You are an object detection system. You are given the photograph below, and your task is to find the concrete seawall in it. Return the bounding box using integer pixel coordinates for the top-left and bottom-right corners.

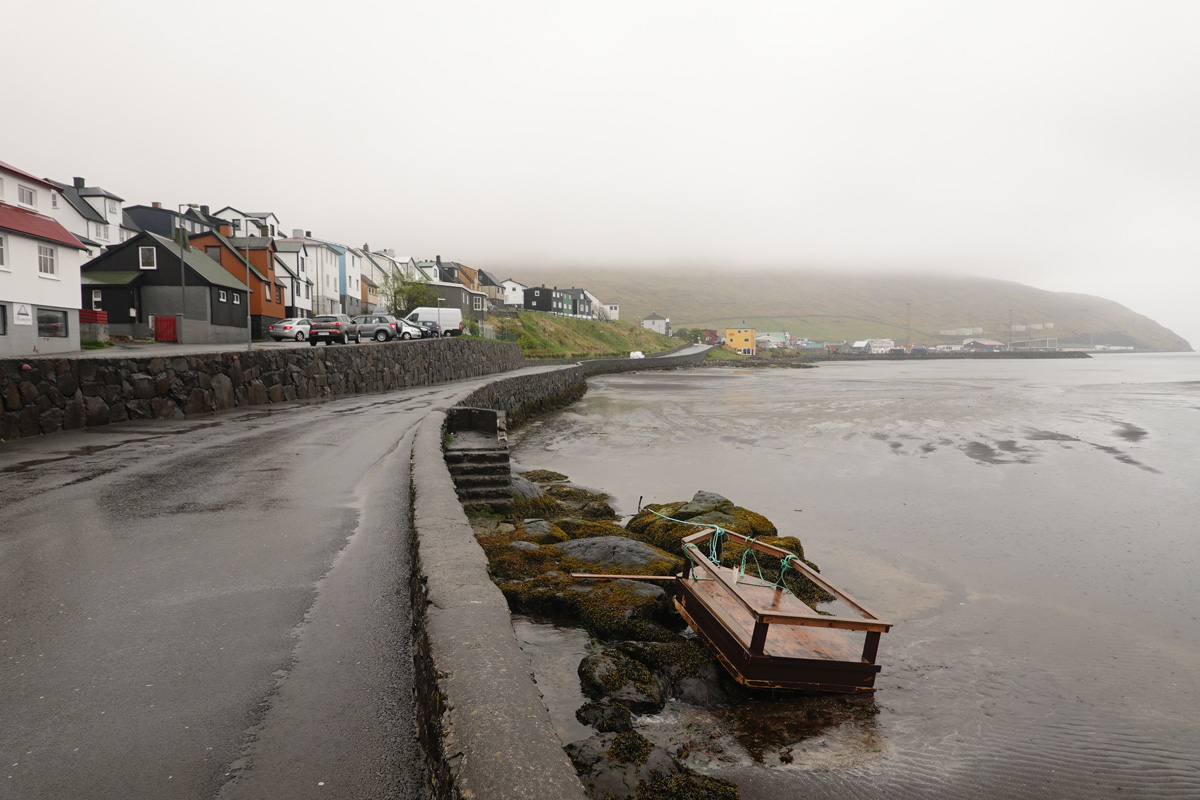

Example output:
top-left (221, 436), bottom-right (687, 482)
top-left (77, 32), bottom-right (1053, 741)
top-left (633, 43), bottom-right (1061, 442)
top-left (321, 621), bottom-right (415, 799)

top-left (410, 348), bottom-right (707, 799)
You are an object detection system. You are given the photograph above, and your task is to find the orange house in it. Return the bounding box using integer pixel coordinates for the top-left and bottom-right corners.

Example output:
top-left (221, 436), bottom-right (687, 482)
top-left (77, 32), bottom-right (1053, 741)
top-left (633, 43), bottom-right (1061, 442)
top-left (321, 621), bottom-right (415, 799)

top-left (189, 224), bottom-right (286, 336)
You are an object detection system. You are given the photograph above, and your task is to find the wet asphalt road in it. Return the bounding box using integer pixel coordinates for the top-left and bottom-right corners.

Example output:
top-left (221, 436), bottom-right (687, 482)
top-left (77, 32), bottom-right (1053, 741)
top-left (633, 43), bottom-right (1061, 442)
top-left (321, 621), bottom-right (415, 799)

top-left (0, 383), bottom-right (478, 800)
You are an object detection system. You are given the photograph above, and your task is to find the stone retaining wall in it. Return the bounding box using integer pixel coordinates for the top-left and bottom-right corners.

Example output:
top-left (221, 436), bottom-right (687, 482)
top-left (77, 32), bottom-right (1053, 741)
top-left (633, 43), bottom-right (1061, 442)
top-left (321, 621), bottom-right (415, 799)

top-left (0, 339), bottom-right (525, 441)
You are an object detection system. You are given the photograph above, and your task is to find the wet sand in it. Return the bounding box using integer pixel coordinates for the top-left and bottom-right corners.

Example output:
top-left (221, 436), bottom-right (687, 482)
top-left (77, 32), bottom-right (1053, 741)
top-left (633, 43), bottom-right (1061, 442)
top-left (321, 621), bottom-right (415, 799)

top-left (511, 353), bottom-right (1200, 799)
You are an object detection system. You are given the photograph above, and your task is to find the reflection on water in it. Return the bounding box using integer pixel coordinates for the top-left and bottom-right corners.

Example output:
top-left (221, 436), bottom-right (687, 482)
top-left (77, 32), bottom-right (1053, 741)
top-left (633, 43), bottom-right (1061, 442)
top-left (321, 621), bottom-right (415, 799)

top-left (511, 353), bottom-right (1200, 798)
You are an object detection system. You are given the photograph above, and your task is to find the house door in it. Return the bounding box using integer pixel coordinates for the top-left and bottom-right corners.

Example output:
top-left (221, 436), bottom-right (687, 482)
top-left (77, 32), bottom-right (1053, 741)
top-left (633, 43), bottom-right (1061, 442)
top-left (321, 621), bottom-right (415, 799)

top-left (155, 315), bottom-right (177, 342)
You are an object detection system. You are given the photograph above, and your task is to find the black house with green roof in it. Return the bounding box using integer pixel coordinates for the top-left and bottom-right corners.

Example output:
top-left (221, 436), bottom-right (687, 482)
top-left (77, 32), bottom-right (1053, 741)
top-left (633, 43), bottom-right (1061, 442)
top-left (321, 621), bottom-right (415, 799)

top-left (80, 232), bottom-right (250, 343)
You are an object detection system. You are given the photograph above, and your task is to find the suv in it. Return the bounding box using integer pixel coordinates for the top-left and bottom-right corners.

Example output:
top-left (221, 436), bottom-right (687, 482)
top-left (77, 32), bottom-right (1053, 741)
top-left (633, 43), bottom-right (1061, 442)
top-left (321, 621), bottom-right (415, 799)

top-left (307, 314), bottom-right (360, 345)
top-left (352, 314), bottom-right (402, 342)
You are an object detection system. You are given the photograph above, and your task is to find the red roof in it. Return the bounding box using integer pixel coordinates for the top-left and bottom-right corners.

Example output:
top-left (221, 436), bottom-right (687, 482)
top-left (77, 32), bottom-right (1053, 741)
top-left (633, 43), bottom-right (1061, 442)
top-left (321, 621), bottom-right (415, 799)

top-left (0, 202), bottom-right (87, 249)
top-left (0, 160), bottom-right (59, 192)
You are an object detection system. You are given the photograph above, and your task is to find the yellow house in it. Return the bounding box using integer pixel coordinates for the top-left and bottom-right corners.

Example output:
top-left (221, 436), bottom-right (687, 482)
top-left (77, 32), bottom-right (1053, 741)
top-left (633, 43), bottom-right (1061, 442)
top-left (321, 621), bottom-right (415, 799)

top-left (726, 326), bottom-right (756, 355)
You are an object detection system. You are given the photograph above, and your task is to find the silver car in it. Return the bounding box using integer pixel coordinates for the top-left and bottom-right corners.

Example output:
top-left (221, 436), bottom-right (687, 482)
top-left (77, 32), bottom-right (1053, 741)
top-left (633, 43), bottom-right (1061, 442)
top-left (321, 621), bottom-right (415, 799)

top-left (268, 318), bottom-right (312, 341)
top-left (352, 314), bottom-right (404, 342)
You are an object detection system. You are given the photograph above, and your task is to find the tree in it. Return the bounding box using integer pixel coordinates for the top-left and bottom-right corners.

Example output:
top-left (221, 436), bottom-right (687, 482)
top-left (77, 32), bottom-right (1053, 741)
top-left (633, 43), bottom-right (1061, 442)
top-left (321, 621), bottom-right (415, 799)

top-left (380, 270), bottom-right (441, 316)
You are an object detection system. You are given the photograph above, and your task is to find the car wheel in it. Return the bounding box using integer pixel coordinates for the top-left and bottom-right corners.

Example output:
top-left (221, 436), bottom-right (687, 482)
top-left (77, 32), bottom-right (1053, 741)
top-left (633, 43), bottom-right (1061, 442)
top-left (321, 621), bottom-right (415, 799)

top-left (401, 331), bottom-right (412, 340)
top-left (295, 331), bottom-right (306, 341)
top-left (375, 330), bottom-right (387, 342)
top-left (336, 335), bottom-right (345, 344)
top-left (354, 333), bottom-right (361, 343)
top-left (308, 339), bottom-right (317, 346)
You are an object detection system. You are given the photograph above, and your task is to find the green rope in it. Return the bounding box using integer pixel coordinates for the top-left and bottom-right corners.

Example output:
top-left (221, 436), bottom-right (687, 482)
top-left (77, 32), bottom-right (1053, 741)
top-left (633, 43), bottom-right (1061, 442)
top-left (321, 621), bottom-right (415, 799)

top-left (648, 508), bottom-right (730, 563)
top-left (774, 554), bottom-right (798, 594)
top-left (738, 537), bottom-right (764, 583)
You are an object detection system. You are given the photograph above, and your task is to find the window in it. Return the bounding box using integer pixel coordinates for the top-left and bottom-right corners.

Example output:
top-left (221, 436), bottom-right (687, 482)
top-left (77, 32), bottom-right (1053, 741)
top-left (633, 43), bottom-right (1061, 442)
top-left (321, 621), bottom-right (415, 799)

top-left (305, 284), bottom-right (310, 299)
top-left (51, 194), bottom-right (58, 209)
top-left (92, 289), bottom-right (103, 310)
top-left (0, 305), bottom-right (6, 335)
top-left (276, 287), bottom-right (282, 303)
top-left (37, 308), bottom-right (68, 337)
top-left (139, 247), bottom-right (157, 269)
top-left (219, 290), bottom-right (227, 302)
top-left (205, 246), bottom-right (221, 262)
top-left (19, 185), bottom-right (36, 207)
top-left (0, 233), bottom-right (6, 268)
top-left (38, 245), bottom-right (56, 275)
top-left (233, 293), bottom-right (241, 305)
top-left (473, 295), bottom-right (484, 311)
top-left (95, 223), bottom-right (110, 241)
top-left (107, 199), bottom-right (118, 214)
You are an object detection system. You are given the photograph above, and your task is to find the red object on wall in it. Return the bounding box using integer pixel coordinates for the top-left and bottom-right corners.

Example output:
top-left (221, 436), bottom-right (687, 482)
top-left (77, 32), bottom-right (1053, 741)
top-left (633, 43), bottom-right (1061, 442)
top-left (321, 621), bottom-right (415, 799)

top-left (155, 315), bottom-right (177, 342)
top-left (79, 309), bottom-right (108, 324)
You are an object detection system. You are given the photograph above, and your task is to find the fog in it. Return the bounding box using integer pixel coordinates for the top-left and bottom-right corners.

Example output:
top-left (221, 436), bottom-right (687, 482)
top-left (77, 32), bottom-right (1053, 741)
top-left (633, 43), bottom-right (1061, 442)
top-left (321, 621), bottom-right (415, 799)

top-left (4, 1), bottom-right (1198, 346)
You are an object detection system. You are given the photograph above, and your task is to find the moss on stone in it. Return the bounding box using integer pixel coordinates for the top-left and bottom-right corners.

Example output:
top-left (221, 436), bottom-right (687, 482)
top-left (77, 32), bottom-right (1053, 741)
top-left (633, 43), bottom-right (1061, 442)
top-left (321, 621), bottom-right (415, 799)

top-left (511, 494), bottom-right (570, 521)
top-left (555, 518), bottom-right (629, 540)
top-left (606, 730), bottom-right (654, 767)
top-left (519, 469), bottom-right (570, 483)
top-left (636, 772), bottom-right (740, 800)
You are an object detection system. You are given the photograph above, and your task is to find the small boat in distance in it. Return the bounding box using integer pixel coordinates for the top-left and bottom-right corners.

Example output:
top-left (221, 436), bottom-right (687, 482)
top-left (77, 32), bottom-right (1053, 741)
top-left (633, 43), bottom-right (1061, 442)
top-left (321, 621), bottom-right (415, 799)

top-left (574, 527), bottom-right (892, 692)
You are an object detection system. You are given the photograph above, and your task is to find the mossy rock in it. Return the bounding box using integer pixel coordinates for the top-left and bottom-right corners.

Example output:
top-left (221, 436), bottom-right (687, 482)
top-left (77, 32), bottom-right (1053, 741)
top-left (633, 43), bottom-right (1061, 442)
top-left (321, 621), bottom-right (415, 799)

top-left (556, 518), bottom-right (629, 540)
top-left (574, 580), bottom-right (681, 643)
top-left (566, 732), bottom-right (686, 800)
top-left (576, 701), bottom-right (634, 733)
top-left (579, 649), bottom-right (667, 713)
top-left (626, 503), bottom-right (778, 557)
top-left (615, 641), bottom-right (729, 707)
top-left (636, 772), bottom-right (740, 800)
top-left (520, 469), bottom-right (569, 483)
top-left (546, 484), bottom-right (611, 504)
top-left (511, 493), bottom-right (570, 521)
top-left (519, 519), bottom-right (569, 544)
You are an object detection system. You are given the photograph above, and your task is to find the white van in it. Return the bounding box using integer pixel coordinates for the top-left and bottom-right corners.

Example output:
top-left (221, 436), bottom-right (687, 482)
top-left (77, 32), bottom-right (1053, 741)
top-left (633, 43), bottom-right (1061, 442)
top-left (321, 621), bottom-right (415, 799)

top-left (405, 306), bottom-right (464, 336)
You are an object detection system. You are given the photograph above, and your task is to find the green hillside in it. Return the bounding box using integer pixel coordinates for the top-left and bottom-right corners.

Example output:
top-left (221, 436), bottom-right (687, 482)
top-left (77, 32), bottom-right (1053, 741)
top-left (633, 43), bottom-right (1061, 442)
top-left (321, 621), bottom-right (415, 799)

top-left (506, 268), bottom-right (1191, 351)
top-left (490, 311), bottom-right (678, 359)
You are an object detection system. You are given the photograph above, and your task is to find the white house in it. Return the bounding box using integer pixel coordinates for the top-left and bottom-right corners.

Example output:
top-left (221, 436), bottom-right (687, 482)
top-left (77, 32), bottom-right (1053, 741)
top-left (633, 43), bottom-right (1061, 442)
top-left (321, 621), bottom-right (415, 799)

top-left (45, 177), bottom-right (133, 254)
top-left (281, 231), bottom-right (341, 315)
top-left (641, 311), bottom-right (669, 335)
top-left (500, 278), bottom-right (527, 307)
top-left (213, 207), bottom-right (283, 239)
top-left (1, 160), bottom-right (90, 356)
top-left (273, 240), bottom-right (313, 317)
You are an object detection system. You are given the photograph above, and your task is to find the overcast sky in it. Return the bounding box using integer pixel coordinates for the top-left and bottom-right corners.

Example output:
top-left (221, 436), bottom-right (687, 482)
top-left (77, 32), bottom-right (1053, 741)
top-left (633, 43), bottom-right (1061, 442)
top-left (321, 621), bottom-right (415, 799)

top-left (5, 1), bottom-right (1198, 346)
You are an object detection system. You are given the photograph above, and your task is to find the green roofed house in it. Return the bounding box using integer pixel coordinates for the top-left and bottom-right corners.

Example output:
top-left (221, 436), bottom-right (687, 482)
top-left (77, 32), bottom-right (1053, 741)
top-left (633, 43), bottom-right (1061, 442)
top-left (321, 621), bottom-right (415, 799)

top-left (80, 231), bottom-right (249, 343)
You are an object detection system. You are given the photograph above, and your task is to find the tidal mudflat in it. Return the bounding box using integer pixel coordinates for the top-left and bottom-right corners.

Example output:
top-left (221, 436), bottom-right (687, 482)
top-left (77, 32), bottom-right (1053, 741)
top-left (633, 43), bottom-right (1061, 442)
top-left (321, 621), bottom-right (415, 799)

top-left (511, 353), bottom-right (1200, 799)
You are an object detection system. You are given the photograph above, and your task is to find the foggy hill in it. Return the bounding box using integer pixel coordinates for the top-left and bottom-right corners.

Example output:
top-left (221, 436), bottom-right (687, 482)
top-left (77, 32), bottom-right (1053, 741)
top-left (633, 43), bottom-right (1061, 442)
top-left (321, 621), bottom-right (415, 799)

top-left (505, 268), bottom-right (1191, 351)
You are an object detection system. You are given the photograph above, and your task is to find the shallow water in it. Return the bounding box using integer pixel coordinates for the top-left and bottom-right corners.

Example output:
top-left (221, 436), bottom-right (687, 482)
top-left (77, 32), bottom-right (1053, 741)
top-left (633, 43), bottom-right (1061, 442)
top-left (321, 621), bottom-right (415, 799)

top-left (511, 353), bottom-right (1200, 799)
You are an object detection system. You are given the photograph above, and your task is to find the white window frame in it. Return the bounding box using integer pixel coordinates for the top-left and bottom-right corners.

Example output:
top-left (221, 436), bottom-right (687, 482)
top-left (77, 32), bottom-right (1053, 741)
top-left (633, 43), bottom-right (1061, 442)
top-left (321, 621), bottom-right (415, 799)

top-left (92, 289), bottom-right (103, 310)
top-left (0, 232), bottom-right (6, 269)
top-left (473, 295), bottom-right (484, 311)
top-left (139, 246), bottom-right (157, 269)
top-left (107, 199), bottom-right (118, 214)
top-left (38, 244), bottom-right (56, 275)
top-left (51, 193), bottom-right (59, 209)
top-left (95, 223), bottom-right (110, 241)
top-left (219, 290), bottom-right (227, 302)
top-left (233, 293), bottom-right (241, 305)
top-left (19, 185), bottom-right (37, 208)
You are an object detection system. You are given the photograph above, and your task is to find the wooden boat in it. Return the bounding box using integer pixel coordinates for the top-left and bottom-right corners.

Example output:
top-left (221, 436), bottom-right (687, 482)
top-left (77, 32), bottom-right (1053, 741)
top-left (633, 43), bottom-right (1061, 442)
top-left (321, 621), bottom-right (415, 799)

top-left (574, 527), bottom-right (891, 693)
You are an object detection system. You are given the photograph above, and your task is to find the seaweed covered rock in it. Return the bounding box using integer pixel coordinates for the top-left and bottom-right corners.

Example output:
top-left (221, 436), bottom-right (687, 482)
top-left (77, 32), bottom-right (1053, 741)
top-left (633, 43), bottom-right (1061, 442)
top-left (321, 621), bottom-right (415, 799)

top-left (625, 491), bottom-right (778, 557)
top-left (511, 474), bottom-right (548, 499)
top-left (556, 518), bottom-right (630, 540)
top-left (566, 731), bottom-right (739, 800)
top-left (512, 493), bottom-right (570, 521)
top-left (520, 518), bottom-right (569, 544)
top-left (615, 641), bottom-right (729, 708)
top-left (553, 537), bottom-right (682, 573)
top-left (576, 580), bottom-right (680, 642)
top-left (543, 483), bottom-right (619, 520)
top-left (566, 731), bottom-right (682, 800)
top-left (520, 469), bottom-right (569, 483)
top-left (715, 536), bottom-right (834, 607)
top-left (575, 701), bottom-right (634, 733)
top-left (579, 649), bottom-right (668, 712)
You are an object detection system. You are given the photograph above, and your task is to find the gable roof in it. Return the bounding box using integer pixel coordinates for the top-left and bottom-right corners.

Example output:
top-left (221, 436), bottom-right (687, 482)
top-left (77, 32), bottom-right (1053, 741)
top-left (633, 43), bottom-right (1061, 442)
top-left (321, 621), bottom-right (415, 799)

top-left (0, 160), bottom-right (58, 191)
top-left (642, 312), bottom-right (666, 321)
top-left (77, 186), bottom-right (124, 202)
top-left (0, 202), bottom-right (88, 249)
top-left (189, 231), bottom-right (269, 281)
top-left (145, 232), bottom-right (250, 291)
top-left (45, 179), bottom-right (107, 224)
top-left (81, 271), bottom-right (142, 285)
top-left (477, 269), bottom-right (503, 287)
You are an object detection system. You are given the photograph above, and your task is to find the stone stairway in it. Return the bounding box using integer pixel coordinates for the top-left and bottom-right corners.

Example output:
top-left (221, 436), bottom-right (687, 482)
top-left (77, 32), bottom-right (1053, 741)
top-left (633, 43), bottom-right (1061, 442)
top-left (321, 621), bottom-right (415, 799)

top-left (444, 408), bottom-right (512, 509)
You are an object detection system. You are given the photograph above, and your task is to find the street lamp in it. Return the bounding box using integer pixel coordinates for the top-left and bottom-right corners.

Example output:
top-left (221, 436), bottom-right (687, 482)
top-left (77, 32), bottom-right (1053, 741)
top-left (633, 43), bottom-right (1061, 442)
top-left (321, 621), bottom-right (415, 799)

top-left (437, 297), bottom-right (444, 338)
top-left (176, 203), bottom-right (199, 343)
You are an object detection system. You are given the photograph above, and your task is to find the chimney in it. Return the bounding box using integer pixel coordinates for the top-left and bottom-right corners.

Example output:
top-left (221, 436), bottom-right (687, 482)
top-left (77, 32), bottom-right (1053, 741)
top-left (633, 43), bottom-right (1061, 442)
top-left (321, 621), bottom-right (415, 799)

top-left (436, 255), bottom-right (442, 267)
top-left (292, 228), bottom-right (305, 238)
top-left (306, 230), bottom-right (312, 238)
top-left (152, 202), bottom-right (162, 209)
top-left (73, 177), bottom-right (85, 189)
top-left (219, 223), bottom-right (233, 237)
top-left (200, 205), bottom-right (210, 216)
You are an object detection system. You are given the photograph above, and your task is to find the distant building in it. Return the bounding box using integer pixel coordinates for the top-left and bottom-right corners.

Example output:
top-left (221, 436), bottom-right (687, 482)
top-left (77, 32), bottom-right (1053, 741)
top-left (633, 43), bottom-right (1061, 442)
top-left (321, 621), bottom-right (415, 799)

top-left (726, 326), bottom-right (756, 355)
top-left (962, 338), bottom-right (1005, 352)
top-left (641, 311), bottom-right (669, 335)
top-left (701, 329), bottom-right (719, 345)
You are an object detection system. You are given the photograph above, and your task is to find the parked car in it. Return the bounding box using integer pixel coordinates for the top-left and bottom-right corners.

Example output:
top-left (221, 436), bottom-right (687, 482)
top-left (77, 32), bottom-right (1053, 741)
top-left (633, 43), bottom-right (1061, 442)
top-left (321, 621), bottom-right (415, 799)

top-left (352, 314), bottom-right (403, 342)
top-left (268, 318), bottom-right (312, 341)
top-left (405, 307), bottom-right (464, 336)
top-left (414, 320), bottom-right (441, 339)
top-left (396, 319), bottom-right (424, 340)
top-left (307, 314), bottom-right (360, 345)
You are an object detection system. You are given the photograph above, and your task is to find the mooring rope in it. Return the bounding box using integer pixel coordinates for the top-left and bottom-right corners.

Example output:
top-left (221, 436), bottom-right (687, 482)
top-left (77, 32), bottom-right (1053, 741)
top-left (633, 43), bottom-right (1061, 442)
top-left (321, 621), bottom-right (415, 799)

top-left (648, 508), bottom-right (795, 594)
